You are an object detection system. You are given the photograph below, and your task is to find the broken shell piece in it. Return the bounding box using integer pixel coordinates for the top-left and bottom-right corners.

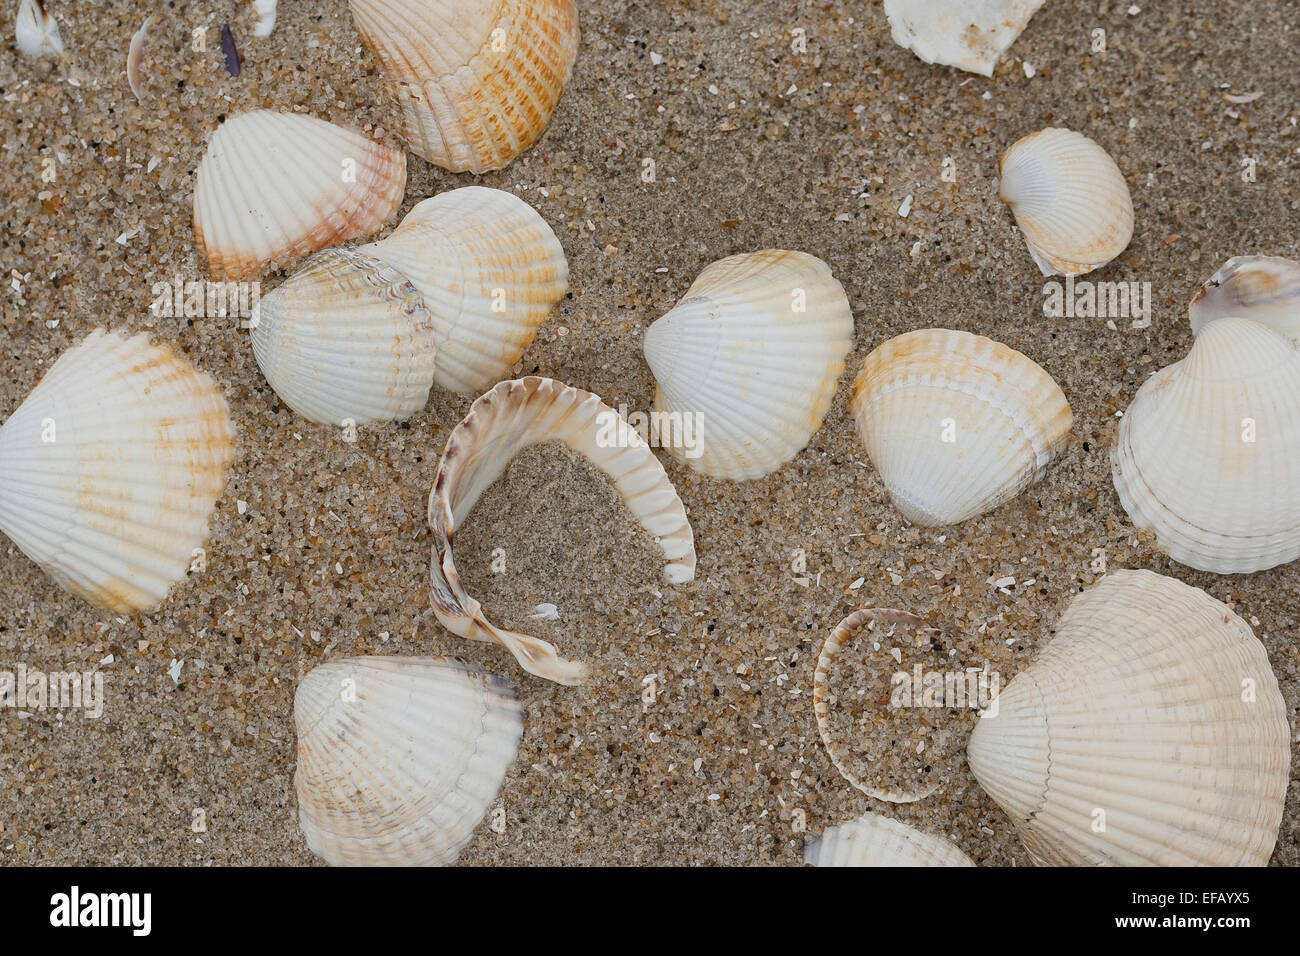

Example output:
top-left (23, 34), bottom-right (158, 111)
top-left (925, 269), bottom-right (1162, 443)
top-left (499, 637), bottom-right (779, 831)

top-left (999, 127), bottom-right (1134, 276)
top-left (193, 110), bottom-right (407, 280)
top-left (804, 812), bottom-right (975, 867)
top-left (1112, 317), bottom-right (1300, 573)
top-left (127, 16), bottom-right (151, 103)
top-left (0, 329), bottom-right (233, 612)
top-left (252, 0), bottom-right (277, 36)
top-left (16, 0), bottom-right (62, 57)
top-left (813, 608), bottom-right (941, 803)
top-left (348, 0), bottom-right (580, 173)
top-left (968, 569), bottom-right (1289, 866)
top-left (360, 186), bottom-right (568, 395)
top-left (884, 0), bottom-right (1045, 77)
top-left (1190, 256), bottom-right (1300, 341)
top-left (852, 329), bottom-right (1073, 526)
top-left (250, 247), bottom-right (437, 426)
top-left (642, 250), bottom-right (854, 480)
top-left (294, 656), bottom-right (523, 866)
top-left (428, 377), bottom-right (696, 685)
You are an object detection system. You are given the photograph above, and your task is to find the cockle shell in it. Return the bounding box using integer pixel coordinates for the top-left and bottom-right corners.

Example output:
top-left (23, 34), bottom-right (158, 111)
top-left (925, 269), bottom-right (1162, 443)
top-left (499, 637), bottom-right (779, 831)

top-left (361, 186), bottom-right (569, 395)
top-left (294, 656), bottom-right (523, 866)
top-left (251, 186), bottom-right (567, 425)
top-left (968, 570), bottom-right (1290, 866)
top-left (884, 0), bottom-right (1045, 77)
top-left (348, 0), bottom-right (580, 174)
top-left (193, 110), bottom-right (407, 281)
top-left (642, 250), bottom-right (854, 480)
top-left (851, 329), bottom-right (1073, 526)
top-left (0, 330), bottom-right (233, 612)
top-left (804, 812), bottom-right (975, 867)
top-left (999, 127), bottom-right (1134, 277)
top-left (1111, 317), bottom-right (1300, 573)
top-left (429, 377), bottom-right (696, 685)
top-left (1190, 255), bottom-right (1300, 341)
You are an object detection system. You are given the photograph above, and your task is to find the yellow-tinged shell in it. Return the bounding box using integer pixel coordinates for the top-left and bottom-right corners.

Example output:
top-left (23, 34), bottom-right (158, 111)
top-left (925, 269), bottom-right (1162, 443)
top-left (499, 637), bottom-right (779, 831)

top-left (0, 329), bottom-right (233, 612)
top-left (968, 569), bottom-right (1290, 867)
top-left (805, 812), bottom-right (976, 867)
top-left (999, 127), bottom-right (1134, 277)
top-left (294, 656), bottom-right (523, 866)
top-left (1190, 255), bottom-right (1300, 341)
top-left (193, 110), bottom-right (407, 281)
top-left (428, 377), bottom-right (696, 685)
top-left (642, 250), bottom-right (854, 480)
top-left (348, 0), bottom-right (580, 173)
top-left (852, 329), bottom-right (1073, 526)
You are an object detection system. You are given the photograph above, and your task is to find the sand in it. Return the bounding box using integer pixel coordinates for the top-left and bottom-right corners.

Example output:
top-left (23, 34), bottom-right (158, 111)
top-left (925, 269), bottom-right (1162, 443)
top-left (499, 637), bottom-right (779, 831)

top-left (0, 0), bottom-right (1296, 865)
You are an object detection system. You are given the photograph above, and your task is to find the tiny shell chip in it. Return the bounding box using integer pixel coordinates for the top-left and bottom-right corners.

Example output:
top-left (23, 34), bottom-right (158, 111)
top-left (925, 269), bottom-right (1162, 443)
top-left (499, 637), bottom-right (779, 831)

top-left (294, 656), bottom-right (523, 866)
top-left (193, 110), bottom-right (407, 280)
top-left (884, 0), bottom-right (1046, 76)
top-left (999, 127), bottom-right (1134, 277)
top-left (1190, 255), bottom-right (1300, 341)
top-left (805, 812), bottom-right (975, 867)
top-left (968, 570), bottom-right (1289, 866)
top-left (428, 377), bottom-right (696, 685)
top-left (348, 0), bottom-right (580, 173)
top-left (0, 329), bottom-right (233, 612)
top-left (852, 329), bottom-right (1073, 526)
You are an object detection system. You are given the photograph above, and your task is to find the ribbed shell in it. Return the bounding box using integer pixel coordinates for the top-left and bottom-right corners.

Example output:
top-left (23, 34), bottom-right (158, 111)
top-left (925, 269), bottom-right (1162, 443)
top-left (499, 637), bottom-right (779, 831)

top-left (250, 247), bottom-right (437, 426)
top-left (804, 812), bottom-right (976, 867)
top-left (852, 329), bottom-right (1073, 526)
top-left (642, 250), bottom-right (854, 480)
top-left (1112, 317), bottom-right (1300, 573)
top-left (0, 329), bottom-right (233, 612)
top-left (999, 127), bottom-right (1134, 277)
top-left (967, 570), bottom-right (1290, 867)
top-left (428, 377), bottom-right (696, 685)
top-left (883, 0), bottom-right (1045, 77)
top-left (1190, 256), bottom-right (1300, 341)
top-left (193, 110), bottom-right (406, 280)
top-left (348, 0), bottom-right (579, 173)
top-left (294, 656), bottom-right (523, 866)
top-left (362, 186), bottom-right (568, 394)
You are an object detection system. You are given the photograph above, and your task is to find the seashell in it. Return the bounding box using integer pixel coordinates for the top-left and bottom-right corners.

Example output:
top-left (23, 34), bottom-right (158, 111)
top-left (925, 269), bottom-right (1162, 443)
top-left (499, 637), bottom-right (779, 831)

top-left (642, 250), bottom-right (854, 480)
top-left (1111, 317), bottom-right (1300, 573)
top-left (884, 0), bottom-right (1045, 76)
top-left (193, 109), bottom-right (407, 281)
top-left (250, 187), bottom-right (567, 425)
top-left (250, 247), bottom-right (437, 426)
top-left (429, 377), bottom-right (696, 685)
top-left (16, 0), bottom-right (63, 57)
top-left (1190, 255), bottom-right (1300, 341)
top-left (804, 812), bottom-right (975, 867)
top-left (999, 127), bottom-right (1134, 277)
top-left (0, 329), bottom-right (233, 612)
top-left (851, 329), bottom-right (1073, 526)
top-left (127, 16), bottom-right (151, 103)
top-left (294, 656), bottom-right (523, 866)
top-left (968, 569), bottom-right (1290, 866)
top-left (361, 186), bottom-right (569, 395)
top-left (348, 0), bottom-right (580, 174)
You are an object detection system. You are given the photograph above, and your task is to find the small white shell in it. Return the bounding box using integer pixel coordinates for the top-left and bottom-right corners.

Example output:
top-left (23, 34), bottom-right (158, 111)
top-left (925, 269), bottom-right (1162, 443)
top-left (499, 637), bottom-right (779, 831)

top-left (642, 250), bottom-right (853, 480)
top-left (0, 330), bottom-right (233, 612)
top-left (429, 377), bottom-right (696, 685)
top-left (1190, 255), bottom-right (1300, 341)
top-left (348, 0), bottom-right (579, 173)
top-left (294, 656), bottom-right (523, 867)
top-left (968, 570), bottom-right (1290, 866)
top-left (16, 0), bottom-right (63, 57)
top-left (884, 0), bottom-right (1045, 76)
top-left (193, 110), bottom-right (407, 280)
top-left (805, 812), bottom-right (975, 867)
top-left (999, 127), bottom-right (1134, 277)
top-left (361, 186), bottom-right (569, 395)
top-left (852, 329), bottom-right (1073, 526)
top-left (1112, 317), bottom-right (1300, 573)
